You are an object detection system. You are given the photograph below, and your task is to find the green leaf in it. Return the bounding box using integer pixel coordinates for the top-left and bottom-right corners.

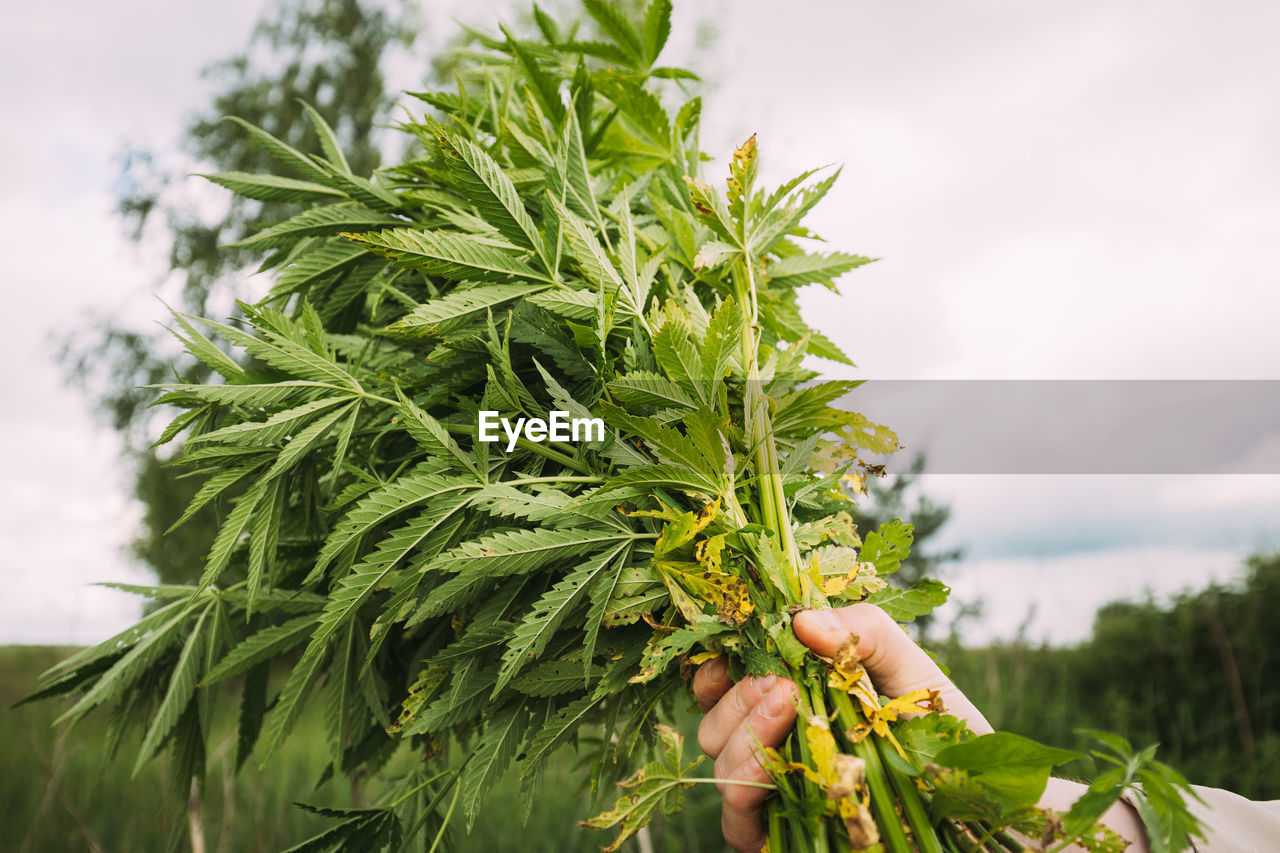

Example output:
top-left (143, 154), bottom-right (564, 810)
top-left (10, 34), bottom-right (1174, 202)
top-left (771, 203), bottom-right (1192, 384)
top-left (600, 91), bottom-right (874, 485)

top-left (170, 312), bottom-right (245, 379)
top-left (528, 287), bottom-right (600, 321)
top-left (608, 370), bottom-right (698, 412)
top-left (652, 321), bottom-right (707, 403)
top-left (433, 527), bottom-right (636, 580)
top-left (758, 289), bottom-right (854, 365)
top-left (394, 388), bottom-right (480, 478)
top-left (261, 400), bottom-right (357, 478)
top-left (503, 27), bottom-right (564, 122)
top-left (297, 99), bottom-right (351, 174)
top-left (459, 704), bottom-right (528, 827)
top-left (583, 0), bottom-right (644, 63)
top-left (312, 468), bottom-right (475, 580)
top-left (860, 519), bottom-right (914, 577)
top-left (223, 116), bottom-right (333, 184)
top-left (594, 463), bottom-right (723, 501)
top-left (520, 692), bottom-right (605, 776)
top-left (304, 490), bottom-right (473, 657)
top-left (547, 194), bottom-right (622, 290)
top-left (190, 396), bottom-right (352, 447)
top-left (245, 477), bottom-right (283, 611)
top-left (154, 380), bottom-right (329, 409)
top-left (235, 665), bottom-right (268, 770)
top-left (199, 314), bottom-right (359, 389)
top-left (165, 463), bottom-right (263, 534)
top-left (583, 552), bottom-right (635, 672)
top-left (199, 171), bottom-right (346, 204)
top-left (258, 644), bottom-right (328, 763)
top-left (896, 713), bottom-right (972, 769)
top-left (597, 403), bottom-right (724, 493)
top-left (437, 126), bottom-right (547, 261)
top-left (750, 168), bottom-right (840, 253)
top-left (234, 202), bottom-right (400, 249)
top-left (281, 805), bottom-right (401, 853)
top-left (401, 667), bottom-right (497, 735)
top-left (631, 620), bottom-right (728, 684)
top-left (556, 106), bottom-right (600, 226)
top-left (583, 724), bottom-right (706, 852)
top-left (1062, 731), bottom-right (1203, 853)
top-left (700, 297), bottom-right (742, 391)
top-left (497, 543), bottom-right (630, 692)
top-left (388, 282), bottom-right (551, 335)
top-left (934, 732), bottom-right (1082, 809)
top-left (641, 0), bottom-right (673, 64)
top-left (272, 240), bottom-right (367, 297)
top-left (134, 606), bottom-right (211, 773)
top-left (198, 476), bottom-right (270, 591)
top-left (347, 227), bottom-right (546, 283)
top-left (203, 615), bottom-right (318, 685)
top-left (513, 658), bottom-right (604, 696)
top-left (866, 578), bottom-right (949, 622)
top-left (766, 250), bottom-right (874, 291)
top-left (55, 603), bottom-right (197, 727)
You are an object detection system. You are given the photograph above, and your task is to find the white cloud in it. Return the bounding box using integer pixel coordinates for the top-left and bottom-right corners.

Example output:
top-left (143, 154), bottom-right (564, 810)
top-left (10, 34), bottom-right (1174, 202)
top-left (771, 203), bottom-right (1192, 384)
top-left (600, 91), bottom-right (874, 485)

top-left (920, 474), bottom-right (1280, 560)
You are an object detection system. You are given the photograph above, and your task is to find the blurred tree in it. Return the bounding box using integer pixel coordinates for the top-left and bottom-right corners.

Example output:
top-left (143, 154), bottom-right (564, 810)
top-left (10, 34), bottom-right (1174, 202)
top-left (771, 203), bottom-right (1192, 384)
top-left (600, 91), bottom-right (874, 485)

top-left (938, 552), bottom-right (1280, 800)
top-left (62, 0), bottom-right (419, 584)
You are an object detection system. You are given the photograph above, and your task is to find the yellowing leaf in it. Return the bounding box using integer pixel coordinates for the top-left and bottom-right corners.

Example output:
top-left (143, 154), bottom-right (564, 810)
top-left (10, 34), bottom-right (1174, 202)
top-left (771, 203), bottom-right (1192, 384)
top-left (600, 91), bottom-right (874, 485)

top-left (695, 533), bottom-right (727, 573)
top-left (654, 502), bottom-right (718, 558)
top-left (582, 725), bottom-right (708, 851)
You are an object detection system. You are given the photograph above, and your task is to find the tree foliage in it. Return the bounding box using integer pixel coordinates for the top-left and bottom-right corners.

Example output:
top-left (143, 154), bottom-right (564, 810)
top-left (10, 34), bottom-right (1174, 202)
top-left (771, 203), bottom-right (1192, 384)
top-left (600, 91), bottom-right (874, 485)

top-left (944, 553), bottom-right (1280, 802)
top-left (63, 0), bottom-right (419, 586)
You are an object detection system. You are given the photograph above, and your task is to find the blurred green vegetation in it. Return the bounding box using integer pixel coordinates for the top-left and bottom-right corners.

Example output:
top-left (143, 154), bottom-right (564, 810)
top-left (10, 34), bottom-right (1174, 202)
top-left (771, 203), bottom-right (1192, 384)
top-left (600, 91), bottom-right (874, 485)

top-left (4, 646), bottom-right (727, 851)
top-left (938, 552), bottom-right (1280, 801)
top-left (9, 553), bottom-right (1277, 850)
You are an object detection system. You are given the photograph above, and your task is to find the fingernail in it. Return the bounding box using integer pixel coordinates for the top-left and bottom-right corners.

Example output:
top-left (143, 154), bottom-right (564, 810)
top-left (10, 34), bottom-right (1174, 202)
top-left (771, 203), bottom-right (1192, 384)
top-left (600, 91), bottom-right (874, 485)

top-left (802, 609), bottom-right (842, 633)
top-left (753, 674), bottom-right (778, 694)
top-left (760, 685), bottom-right (791, 720)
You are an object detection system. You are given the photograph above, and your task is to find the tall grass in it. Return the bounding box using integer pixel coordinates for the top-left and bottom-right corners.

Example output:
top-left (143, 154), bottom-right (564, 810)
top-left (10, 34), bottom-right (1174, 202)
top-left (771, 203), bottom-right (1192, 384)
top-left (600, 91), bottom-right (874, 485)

top-left (4, 646), bottom-right (729, 851)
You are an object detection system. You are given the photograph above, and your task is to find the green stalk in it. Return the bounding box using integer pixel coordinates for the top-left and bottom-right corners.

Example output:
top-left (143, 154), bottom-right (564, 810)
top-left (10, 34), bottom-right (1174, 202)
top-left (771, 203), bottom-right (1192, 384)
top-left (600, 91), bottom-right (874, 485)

top-left (734, 249), bottom-right (845, 851)
top-left (768, 801), bottom-right (788, 853)
top-left (945, 822), bottom-right (981, 853)
top-left (829, 691), bottom-right (912, 853)
top-left (875, 731), bottom-right (945, 853)
top-left (987, 826), bottom-right (1026, 852)
top-left (735, 259), bottom-right (805, 602)
top-left (969, 822), bottom-right (1023, 852)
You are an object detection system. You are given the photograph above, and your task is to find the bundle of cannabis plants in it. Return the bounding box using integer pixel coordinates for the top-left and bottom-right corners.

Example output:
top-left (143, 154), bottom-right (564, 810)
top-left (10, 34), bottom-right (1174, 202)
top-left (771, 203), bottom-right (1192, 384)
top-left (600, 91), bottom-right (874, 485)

top-left (29, 2), bottom-right (1202, 850)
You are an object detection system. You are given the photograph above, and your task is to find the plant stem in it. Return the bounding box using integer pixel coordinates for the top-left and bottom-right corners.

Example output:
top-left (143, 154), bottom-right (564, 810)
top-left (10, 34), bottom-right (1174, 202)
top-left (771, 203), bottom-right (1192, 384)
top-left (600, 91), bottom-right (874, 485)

top-left (875, 733), bottom-right (945, 853)
top-left (735, 257), bottom-right (806, 603)
top-left (829, 691), bottom-right (913, 853)
top-left (768, 801), bottom-right (787, 853)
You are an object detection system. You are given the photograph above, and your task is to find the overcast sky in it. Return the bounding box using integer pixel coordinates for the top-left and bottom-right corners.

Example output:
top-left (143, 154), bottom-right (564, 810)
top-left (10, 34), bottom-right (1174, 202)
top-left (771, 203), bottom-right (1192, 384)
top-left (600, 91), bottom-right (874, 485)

top-left (2, 0), bottom-right (1277, 647)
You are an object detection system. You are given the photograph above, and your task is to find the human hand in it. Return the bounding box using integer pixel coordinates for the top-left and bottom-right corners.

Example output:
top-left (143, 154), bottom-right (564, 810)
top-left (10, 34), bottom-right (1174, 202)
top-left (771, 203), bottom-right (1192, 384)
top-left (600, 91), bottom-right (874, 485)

top-left (692, 603), bottom-right (1148, 853)
top-left (690, 603), bottom-right (993, 852)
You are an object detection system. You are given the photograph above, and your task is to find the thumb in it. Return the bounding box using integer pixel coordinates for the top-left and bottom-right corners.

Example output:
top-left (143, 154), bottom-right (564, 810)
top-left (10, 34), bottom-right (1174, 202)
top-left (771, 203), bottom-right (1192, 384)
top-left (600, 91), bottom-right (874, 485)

top-left (792, 604), bottom-right (992, 734)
